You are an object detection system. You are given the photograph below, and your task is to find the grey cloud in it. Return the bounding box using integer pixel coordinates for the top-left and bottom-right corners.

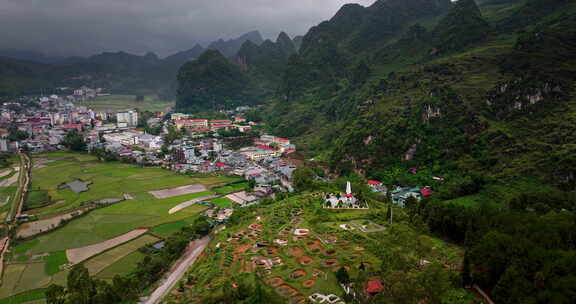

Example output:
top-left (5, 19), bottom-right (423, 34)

top-left (0, 0), bottom-right (375, 57)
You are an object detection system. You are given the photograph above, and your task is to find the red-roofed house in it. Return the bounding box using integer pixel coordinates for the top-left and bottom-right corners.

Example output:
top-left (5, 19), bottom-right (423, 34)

top-left (211, 124), bottom-right (233, 130)
top-left (210, 120), bottom-right (232, 125)
top-left (366, 280), bottom-right (384, 294)
top-left (256, 145), bottom-right (277, 152)
top-left (62, 124), bottom-right (83, 132)
top-left (215, 163), bottom-right (227, 168)
top-left (175, 119), bottom-right (208, 129)
top-left (367, 180), bottom-right (382, 186)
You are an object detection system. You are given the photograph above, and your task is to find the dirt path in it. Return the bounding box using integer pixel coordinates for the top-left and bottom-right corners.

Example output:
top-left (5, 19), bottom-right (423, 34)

top-left (0, 237), bottom-right (10, 284)
top-left (67, 228), bottom-right (149, 264)
top-left (473, 285), bottom-right (495, 304)
top-left (141, 236), bottom-right (210, 304)
top-left (168, 194), bottom-right (218, 214)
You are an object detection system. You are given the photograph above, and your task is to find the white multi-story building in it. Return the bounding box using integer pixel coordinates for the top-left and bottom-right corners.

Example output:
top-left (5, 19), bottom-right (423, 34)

top-left (117, 110), bottom-right (139, 127)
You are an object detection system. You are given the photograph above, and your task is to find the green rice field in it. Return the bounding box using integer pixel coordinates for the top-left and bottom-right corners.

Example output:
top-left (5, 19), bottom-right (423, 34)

top-left (1, 152), bottom-right (244, 301)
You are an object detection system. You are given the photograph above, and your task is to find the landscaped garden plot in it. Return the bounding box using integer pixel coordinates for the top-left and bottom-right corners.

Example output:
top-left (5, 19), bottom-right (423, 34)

top-left (83, 235), bottom-right (159, 275)
top-left (166, 192), bottom-right (470, 304)
top-left (66, 228), bottom-right (148, 264)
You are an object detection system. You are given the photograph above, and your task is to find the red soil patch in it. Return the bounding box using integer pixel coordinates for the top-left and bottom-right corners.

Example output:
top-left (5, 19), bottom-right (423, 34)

top-left (288, 246), bottom-right (304, 257)
top-left (235, 244), bottom-right (251, 254)
top-left (249, 223), bottom-right (264, 231)
top-left (297, 256), bottom-right (314, 266)
top-left (267, 247), bottom-right (279, 255)
top-left (267, 277), bottom-right (284, 287)
top-left (306, 240), bottom-right (324, 253)
top-left (276, 284), bottom-right (299, 297)
top-left (302, 279), bottom-right (316, 288)
top-left (321, 259), bottom-right (339, 267)
top-left (325, 249), bottom-right (337, 256)
top-left (290, 269), bottom-right (307, 279)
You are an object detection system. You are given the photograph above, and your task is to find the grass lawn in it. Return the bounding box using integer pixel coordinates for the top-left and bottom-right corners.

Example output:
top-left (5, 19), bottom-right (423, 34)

top-left (0, 289), bottom-right (46, 304)
top-left (84, 235), bottom-right (159, 276)
top-left (45, 251), bottom-right (68, 276)
top-left (28, 153), bottom-right (226, 217)
top-left (95, 251), bottom-right (146, 280)
top-left (149, 218), bottom-right (198, 238)
top-left (210, 197), bottom-right (234, 208)
top-left (24, 190), bottom-right (51, 210)
top-left (76, 94), bottom-right (174, 113)
top-left (211, 182), bottom-right (248, 195)
top-left (442, 194), bottom-right (483, 208)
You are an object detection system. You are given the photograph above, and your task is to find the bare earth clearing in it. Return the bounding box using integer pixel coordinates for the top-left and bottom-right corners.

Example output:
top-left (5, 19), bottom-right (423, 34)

top-left (226, 191), bottom-right (258, 204)
top-left (0, 169), bottom-right (13, 178)
top-left (66, 228), bottom-right (148, 264)
top-left (0, 168), bottom-right (19, 187)
top-left (16, 207), bottom-right (92, 238)
top-left (168, 194), bottom-right (219, 215)
top-left (149, 184), bottom-right (207, 199)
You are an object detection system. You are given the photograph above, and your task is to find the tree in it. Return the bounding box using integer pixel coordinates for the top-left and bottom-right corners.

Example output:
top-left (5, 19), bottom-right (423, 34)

top-left (8, 126), bottom-right (29, 141)
top-left (46, 284), bottom-right (66, 304)
top-left (418, 262), bottom-right (452, 304)
top-left (462, 251), bottom-right (472, 287)
top-left (67, 265), bottom-right (96, 304)
top-left (62, 130), bottom-right (86, 152)
top-left (292, 166), bottom-right (316, 192)
top-left (336, 267), bottom-right (350, 284)
top-left (386, 204), bottom-right (393, 223)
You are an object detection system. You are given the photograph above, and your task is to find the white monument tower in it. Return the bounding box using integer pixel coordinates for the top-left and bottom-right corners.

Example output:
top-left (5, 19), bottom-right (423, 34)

top-left (346, 181), bottom-right (352, 196)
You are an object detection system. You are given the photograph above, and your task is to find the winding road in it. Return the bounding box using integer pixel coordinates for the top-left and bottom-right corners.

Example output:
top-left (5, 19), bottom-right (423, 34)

top-left (141, 236), bottom-right (211, 304)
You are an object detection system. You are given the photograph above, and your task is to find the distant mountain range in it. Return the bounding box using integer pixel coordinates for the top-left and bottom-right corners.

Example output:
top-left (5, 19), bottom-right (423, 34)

top-left (0, 30), bottom-right (296, 98)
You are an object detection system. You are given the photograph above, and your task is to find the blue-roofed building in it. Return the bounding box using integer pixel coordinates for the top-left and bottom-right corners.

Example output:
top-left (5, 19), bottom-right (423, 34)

top-left (391, 187), bottom-right (422, 207)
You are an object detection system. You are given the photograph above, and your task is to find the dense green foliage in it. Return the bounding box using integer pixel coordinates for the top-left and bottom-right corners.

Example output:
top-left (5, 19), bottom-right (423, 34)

top-left (176, 50), bottom-right (254, 112)
top-left (62, 130), bottom-right (86, 152)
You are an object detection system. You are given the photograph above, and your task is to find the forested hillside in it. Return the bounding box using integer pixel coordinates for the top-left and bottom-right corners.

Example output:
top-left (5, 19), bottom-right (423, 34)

top-left (174, 1), bottom-right (576, 302)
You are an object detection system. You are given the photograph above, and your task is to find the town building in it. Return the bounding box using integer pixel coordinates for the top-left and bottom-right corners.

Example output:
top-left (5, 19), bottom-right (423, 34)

top-left (116, 110), bottom-right (139, 127)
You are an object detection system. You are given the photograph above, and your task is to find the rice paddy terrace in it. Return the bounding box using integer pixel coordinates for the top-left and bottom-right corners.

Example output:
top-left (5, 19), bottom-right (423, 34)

top-left (0, 152), bottom-right (245, 303)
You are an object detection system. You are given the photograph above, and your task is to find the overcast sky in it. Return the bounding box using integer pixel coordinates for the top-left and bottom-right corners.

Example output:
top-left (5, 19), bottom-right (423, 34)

top-left (0, 0), bottom-right (375, 58)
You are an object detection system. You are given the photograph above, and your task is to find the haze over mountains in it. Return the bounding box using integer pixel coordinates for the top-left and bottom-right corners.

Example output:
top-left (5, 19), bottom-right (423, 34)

top-left (0, 30), bottom-right (293, 97)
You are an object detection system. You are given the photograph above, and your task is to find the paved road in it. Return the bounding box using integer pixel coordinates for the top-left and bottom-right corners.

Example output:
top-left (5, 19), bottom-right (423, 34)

top-left (141, 236), bottom-right (211, 304)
